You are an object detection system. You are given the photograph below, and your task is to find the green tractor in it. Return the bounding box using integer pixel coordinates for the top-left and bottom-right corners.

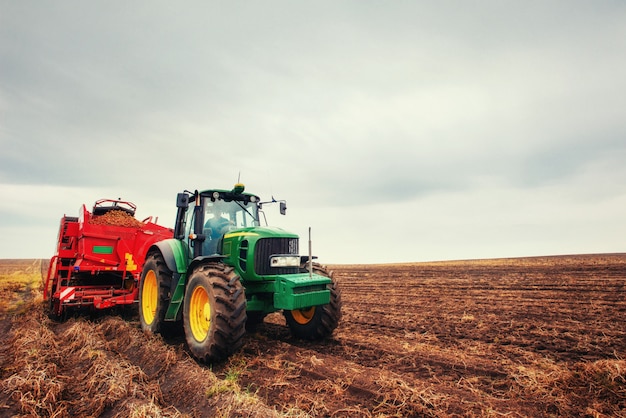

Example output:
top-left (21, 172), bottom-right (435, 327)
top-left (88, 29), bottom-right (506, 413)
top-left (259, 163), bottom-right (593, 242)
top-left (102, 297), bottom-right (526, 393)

top-left (138, 184), bottom-right (342, 362)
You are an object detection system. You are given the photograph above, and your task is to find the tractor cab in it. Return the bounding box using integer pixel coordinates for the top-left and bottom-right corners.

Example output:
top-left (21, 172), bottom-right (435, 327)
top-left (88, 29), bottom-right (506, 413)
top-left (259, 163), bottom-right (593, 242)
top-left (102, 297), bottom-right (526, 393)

top-left (174, 184), bottom-right (262, 257)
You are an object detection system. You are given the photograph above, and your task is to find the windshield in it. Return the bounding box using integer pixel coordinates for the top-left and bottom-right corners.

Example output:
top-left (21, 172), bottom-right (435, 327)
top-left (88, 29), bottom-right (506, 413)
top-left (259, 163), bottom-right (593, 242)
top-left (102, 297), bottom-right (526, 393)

top-left (204, 198), bottom-right (260, 230)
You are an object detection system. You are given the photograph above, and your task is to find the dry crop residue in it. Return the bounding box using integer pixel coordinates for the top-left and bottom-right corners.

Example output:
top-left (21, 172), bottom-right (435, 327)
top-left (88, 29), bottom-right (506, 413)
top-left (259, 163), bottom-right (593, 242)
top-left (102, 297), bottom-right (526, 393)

top-left (221, 254), bottom-right (626, 416)
top-left (1, 255), bottom-right (625, 417)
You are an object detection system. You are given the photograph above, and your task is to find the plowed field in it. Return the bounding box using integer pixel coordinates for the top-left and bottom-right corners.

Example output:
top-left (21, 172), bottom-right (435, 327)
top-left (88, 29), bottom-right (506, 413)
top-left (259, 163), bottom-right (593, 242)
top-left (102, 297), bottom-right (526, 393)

top-left (1, 254), bottom-right (625, 417)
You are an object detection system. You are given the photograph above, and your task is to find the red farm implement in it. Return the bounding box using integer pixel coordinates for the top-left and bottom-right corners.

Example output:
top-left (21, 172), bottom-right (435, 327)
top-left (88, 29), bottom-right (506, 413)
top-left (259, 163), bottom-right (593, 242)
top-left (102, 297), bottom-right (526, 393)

top-left (44, 199), bottom-right (173, 319)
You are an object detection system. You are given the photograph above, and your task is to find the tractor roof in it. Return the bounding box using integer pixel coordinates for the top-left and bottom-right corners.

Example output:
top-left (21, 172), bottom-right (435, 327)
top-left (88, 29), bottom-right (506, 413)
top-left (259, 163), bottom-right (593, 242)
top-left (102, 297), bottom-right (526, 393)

top-left (198, 183), bottom-right (260, 204)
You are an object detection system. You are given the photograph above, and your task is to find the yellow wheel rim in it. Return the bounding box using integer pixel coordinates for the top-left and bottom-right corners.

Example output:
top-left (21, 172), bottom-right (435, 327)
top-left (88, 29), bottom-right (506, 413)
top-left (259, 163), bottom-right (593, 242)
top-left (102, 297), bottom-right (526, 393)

top-left (142, 270), bottom-right (157, 325)
top-left (189, 286), bottom-right (211, 342)
top-left (291, 306), bottom-right (316, 325)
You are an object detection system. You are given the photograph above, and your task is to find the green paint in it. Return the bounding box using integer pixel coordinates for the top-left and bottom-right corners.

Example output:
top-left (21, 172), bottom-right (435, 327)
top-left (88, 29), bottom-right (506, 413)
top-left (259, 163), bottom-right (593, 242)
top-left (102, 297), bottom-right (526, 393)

top-left (162, 239), bottom-right (189, 321)
top-left (93, 246), bottom-right (114, 254)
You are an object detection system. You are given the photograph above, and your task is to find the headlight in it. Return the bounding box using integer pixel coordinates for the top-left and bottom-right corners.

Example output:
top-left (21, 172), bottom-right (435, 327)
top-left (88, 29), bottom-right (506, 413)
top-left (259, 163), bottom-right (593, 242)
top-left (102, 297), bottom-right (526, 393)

top-left (270, 255), bottom-right (300, 267)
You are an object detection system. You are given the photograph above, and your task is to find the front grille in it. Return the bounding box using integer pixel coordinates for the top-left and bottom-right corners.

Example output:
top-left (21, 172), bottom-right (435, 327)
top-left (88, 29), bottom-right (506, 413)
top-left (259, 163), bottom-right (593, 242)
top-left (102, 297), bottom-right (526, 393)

top-left (254, 237), bottom-right (299, 275)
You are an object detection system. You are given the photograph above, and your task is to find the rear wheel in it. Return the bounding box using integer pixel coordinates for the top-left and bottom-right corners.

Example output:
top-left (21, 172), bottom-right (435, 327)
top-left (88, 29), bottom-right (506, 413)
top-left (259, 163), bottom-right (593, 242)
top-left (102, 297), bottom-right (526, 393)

top-left (183, 263), bottom-right (247, 363)
top-left (139, 252), bottom-right (172, 335)
top-left (284, 263), bottom-right (342, 340)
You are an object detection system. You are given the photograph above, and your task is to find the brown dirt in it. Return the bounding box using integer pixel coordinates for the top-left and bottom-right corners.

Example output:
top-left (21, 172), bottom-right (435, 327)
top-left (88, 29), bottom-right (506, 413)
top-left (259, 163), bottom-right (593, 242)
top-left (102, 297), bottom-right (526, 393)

top-left (1, 254), bottom-right (625, 417)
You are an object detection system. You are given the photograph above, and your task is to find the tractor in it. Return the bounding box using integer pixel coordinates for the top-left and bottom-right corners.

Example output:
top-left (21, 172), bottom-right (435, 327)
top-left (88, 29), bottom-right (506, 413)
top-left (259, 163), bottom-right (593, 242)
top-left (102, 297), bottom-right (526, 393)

top-left (138, 183), bottom-right (342, 362)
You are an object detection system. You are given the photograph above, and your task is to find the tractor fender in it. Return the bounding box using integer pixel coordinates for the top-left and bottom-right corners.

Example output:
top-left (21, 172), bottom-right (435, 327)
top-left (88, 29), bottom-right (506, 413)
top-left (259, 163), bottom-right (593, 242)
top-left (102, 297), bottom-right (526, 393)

top-left (149, 239), bottom-right (224, 278)
top-left (150, 239), bottom-right (188, 275)
top-left (188, 254), bottom-right (226, 275)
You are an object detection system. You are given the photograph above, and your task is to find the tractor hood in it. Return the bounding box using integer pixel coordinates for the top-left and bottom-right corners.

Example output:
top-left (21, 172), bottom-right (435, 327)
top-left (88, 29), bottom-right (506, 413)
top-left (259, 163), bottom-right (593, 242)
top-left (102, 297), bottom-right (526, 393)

top-left (223, 225), bottom-right (298, 240)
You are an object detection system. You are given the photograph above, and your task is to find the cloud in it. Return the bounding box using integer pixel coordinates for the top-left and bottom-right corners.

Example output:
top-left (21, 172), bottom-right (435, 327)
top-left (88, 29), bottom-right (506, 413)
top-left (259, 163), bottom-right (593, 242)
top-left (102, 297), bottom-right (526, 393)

top-left (1, 1), bottom-right (625, 261)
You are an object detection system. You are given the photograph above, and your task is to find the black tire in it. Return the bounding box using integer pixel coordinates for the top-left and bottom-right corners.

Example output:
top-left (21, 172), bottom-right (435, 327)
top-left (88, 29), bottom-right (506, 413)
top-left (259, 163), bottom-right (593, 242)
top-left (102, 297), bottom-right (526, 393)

top-left (47, 296), bottom-right (65, 322)
top-left (284, 263), bottom-right (342, 340)
top-left (139, 252), bottom-right (172, 335)
top-left (183, 263), bottom-right (247, 363)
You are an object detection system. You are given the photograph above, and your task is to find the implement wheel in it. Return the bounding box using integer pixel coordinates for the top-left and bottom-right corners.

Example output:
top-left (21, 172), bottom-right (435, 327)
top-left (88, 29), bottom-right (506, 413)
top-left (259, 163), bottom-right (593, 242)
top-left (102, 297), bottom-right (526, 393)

top-left (47, 295), bottom-right (66, 322)
top-left (284, 263), bottom-right (342, 340)
top-left (183, 263), bottom-right (246, 363)
top-left (139, 252), bottom-right (172, 335)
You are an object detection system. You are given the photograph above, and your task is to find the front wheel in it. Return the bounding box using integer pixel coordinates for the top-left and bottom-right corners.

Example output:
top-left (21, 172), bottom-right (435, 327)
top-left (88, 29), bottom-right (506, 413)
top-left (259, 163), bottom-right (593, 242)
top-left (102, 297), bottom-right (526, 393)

top-left (284, 263), bottom-right (342, 340)
top-left (183, 263), bottom-right (247, 363)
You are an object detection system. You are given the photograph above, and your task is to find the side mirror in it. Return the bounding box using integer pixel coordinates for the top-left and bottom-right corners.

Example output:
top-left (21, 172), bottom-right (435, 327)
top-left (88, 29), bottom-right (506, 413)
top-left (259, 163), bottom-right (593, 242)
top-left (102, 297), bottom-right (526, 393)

top-left (176, 193), bottom-right (189, 208)
top-left (280, 201), bottom-right (287, 215)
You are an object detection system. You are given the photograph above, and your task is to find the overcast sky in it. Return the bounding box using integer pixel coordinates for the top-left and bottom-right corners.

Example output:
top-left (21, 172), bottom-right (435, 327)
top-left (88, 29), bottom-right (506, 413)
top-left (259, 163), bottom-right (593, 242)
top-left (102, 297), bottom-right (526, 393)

top-left (1, 1), bottom-right (625, 264)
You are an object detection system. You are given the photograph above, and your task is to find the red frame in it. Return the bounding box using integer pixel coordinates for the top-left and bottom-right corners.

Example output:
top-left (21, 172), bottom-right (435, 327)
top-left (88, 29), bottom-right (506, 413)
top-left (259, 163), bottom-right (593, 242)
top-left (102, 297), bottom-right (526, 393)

top-left (44, 200), bottom-right (173, 317)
